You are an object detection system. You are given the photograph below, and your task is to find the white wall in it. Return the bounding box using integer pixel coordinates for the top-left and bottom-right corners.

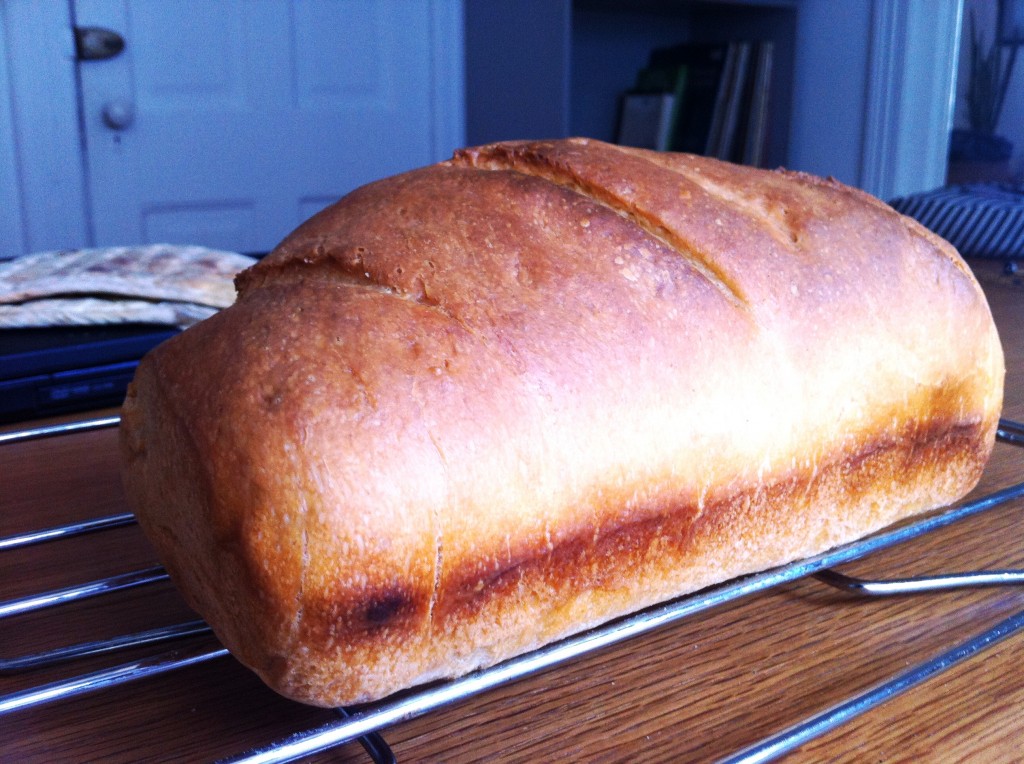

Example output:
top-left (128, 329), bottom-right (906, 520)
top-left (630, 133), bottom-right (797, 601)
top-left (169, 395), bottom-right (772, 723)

top-left (789, 0), bottom-right (873, 189)
top-left (789, 0), bottom-right (962, 199)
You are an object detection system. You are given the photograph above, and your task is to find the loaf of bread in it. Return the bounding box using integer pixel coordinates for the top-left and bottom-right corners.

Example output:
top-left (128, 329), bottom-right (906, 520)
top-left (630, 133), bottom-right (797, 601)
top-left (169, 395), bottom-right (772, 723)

top-left (120, 138), bottom-right (1004, 707)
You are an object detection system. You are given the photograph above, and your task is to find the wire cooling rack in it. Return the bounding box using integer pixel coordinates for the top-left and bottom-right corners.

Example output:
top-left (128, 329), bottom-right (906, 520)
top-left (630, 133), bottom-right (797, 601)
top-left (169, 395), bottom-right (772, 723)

top-left (3, 416), bottom-right (1024, 763)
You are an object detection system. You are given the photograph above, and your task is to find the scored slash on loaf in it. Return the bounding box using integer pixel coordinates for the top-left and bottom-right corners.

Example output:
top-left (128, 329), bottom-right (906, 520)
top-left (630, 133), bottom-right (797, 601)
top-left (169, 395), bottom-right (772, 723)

top-left (120, 138), bottom-right (1004, 706)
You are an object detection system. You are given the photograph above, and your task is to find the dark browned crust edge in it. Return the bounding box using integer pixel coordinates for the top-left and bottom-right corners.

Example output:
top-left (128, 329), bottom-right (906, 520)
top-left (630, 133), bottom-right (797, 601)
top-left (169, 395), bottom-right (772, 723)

top-left (271, 412), bottom-right (992, 705)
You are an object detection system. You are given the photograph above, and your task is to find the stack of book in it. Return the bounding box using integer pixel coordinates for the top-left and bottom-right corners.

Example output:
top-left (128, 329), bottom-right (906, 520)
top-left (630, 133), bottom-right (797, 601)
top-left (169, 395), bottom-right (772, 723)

top-left (616, 40), bottom-right (774, 166)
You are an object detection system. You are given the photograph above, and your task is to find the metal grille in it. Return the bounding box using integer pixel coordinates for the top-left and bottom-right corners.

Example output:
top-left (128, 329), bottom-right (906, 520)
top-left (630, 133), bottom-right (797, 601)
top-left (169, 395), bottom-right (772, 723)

top-left (3, 416), bottom-right (1024, 763)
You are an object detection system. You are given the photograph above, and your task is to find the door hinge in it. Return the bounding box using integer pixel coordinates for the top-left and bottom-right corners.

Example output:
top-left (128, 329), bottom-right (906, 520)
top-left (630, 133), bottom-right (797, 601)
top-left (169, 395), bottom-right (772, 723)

top-left (74, 26), bottom-right (125, 61)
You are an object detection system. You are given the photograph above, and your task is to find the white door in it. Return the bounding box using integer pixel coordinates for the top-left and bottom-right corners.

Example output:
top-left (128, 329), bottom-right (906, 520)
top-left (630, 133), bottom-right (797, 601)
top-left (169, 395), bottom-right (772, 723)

top-left (73, 0), bottom-right (463, 254)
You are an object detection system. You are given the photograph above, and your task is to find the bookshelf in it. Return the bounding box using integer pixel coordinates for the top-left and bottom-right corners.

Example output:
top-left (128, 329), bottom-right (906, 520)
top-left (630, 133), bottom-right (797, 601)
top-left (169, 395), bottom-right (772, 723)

top-left (572, 0), bottom-right (795, 169)
top-left (464, 0), bottom-right (960, 199)
top-left (465, 0), bottom-right (796, 168)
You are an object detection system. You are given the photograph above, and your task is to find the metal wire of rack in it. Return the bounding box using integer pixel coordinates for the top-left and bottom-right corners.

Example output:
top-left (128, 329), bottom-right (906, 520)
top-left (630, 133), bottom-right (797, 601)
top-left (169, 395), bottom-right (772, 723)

top-left (3, 415), bottom-right (1024, 763)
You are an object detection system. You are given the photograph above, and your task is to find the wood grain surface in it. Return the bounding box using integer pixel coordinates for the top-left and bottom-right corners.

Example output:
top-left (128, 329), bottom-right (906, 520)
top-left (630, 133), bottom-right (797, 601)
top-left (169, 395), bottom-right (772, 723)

top-left (2, 258), bottom-right (1023, 763)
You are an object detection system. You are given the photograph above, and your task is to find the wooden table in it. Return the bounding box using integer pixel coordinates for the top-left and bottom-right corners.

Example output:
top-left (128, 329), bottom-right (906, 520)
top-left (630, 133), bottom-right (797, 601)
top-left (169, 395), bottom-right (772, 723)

top-left (3, 259), bottom-right (1024, 763)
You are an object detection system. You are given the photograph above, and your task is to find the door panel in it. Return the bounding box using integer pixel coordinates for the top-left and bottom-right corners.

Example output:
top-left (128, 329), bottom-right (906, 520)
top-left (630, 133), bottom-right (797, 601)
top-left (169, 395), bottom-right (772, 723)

top-left (133, 4), bottom-right (249, 111)
top-left (74, 0), bottom-right (462, 253)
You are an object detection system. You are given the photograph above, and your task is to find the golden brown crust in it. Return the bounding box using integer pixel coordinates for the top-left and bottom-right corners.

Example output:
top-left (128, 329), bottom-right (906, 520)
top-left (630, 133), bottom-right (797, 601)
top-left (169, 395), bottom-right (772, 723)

top-left (121, 138), bottom-right (1003, 706)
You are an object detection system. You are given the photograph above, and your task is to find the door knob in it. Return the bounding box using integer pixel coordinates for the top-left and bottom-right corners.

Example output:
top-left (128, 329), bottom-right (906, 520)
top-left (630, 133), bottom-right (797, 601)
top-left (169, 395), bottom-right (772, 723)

top-left (102, 100), bottom-right (135, 130)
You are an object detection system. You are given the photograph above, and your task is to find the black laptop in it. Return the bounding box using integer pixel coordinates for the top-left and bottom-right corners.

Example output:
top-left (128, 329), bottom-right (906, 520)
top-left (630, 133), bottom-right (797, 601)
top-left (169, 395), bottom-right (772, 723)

top-left (0, 324), bottom-right (178, 424)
